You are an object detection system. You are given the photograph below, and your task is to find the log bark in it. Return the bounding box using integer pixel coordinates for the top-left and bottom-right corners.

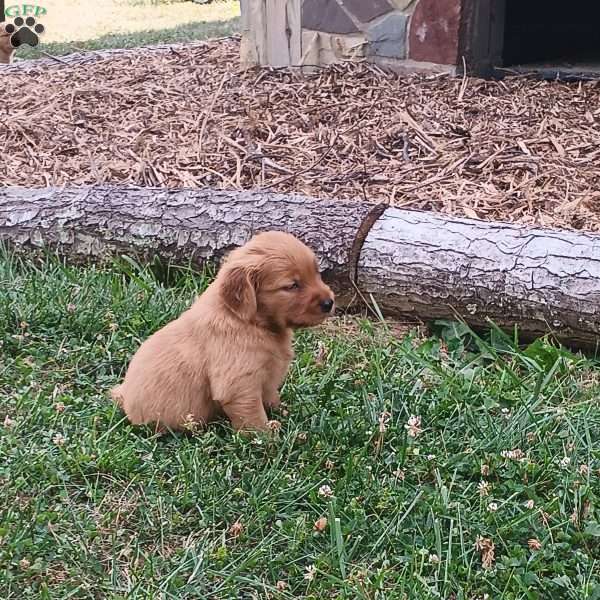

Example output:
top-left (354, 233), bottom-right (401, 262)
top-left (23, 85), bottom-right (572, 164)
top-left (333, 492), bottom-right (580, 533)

top-left (0, 185), bottom-right (383, 302)
top-left (359, 207), bottom-right (600, 349)
top-left (1, 185), bottom-right (599, 349)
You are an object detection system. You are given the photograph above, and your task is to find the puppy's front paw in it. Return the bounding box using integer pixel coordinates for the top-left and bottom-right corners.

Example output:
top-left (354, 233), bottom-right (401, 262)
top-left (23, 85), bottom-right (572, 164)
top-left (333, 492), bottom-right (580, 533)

top-left (263, 391), bottom-right (281, 410)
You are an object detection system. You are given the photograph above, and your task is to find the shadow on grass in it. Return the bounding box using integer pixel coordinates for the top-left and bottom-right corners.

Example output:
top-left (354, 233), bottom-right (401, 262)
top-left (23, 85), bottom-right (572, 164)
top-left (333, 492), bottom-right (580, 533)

top-left (17, 16), bottom-right (240, 60)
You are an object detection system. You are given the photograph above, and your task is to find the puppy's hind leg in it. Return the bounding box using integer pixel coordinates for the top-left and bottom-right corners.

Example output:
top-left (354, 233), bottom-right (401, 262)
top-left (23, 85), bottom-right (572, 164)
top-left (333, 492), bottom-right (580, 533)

top-left (110, 385), bottom-right (125, 408)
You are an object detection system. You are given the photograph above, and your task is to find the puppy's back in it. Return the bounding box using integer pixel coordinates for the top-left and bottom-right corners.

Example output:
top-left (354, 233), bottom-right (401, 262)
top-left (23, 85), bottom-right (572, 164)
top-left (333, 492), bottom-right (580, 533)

top-left (114, 308), bottom-right (212, 429)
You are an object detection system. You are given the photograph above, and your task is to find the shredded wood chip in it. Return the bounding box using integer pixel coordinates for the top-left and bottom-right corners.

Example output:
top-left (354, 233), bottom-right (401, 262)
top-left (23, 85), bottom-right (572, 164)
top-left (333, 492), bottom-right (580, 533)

top-left (2, 38), bottom-right (600, 231)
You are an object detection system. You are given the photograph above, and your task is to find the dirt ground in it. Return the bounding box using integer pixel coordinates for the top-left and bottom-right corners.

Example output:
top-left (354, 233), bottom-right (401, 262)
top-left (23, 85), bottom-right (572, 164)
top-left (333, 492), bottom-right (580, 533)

top-left (2, 38), bottom-right (600, 231)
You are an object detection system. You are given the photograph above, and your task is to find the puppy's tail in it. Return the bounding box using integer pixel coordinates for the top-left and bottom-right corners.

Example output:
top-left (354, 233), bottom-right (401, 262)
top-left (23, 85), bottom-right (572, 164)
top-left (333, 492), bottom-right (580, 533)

top-left (110, 385), bottom-right (125, 408)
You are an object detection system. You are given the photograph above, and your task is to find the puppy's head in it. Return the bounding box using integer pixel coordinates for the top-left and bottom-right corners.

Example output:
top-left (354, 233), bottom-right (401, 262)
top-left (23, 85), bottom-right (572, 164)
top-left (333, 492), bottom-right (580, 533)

top-left (219, 231), bottom-right (335, 331)
top-left (0, 25), bottom-right (15, 64)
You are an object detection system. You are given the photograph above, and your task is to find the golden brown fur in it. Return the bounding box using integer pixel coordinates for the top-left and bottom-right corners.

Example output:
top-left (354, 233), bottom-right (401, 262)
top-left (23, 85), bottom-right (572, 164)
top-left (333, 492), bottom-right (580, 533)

top-left (111, 231), bottom-right (335, 432)
top-left (0, 25), bottom-right (15, 64)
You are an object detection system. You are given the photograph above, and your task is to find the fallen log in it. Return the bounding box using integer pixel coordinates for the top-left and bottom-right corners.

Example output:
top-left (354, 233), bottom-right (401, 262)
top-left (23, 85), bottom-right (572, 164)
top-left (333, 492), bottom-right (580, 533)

top-left (0, 185), bottom-right (383, 303)
top-left (1, 185), bottom-right (599, 349)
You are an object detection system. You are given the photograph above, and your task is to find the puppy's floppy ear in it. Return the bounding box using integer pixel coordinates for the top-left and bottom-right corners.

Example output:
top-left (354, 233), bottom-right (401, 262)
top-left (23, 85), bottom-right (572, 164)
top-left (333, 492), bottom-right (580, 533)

top-left (220, 265), bottom-right (257, 321)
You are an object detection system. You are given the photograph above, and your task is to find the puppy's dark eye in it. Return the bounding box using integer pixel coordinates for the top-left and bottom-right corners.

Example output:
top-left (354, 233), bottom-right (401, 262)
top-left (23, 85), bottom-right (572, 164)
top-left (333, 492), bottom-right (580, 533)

top-left (286, 281), bottom-right (300, 291)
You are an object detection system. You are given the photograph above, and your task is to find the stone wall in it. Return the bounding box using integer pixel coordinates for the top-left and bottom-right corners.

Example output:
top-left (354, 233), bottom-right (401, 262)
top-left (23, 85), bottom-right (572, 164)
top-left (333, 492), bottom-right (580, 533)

top-left (241, 0), bottom-right (463, 73)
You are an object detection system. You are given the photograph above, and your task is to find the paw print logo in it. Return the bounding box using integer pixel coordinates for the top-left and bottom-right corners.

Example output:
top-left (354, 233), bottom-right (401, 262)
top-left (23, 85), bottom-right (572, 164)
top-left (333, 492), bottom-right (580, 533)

top-left (5, 17), bottom-right (45, 48)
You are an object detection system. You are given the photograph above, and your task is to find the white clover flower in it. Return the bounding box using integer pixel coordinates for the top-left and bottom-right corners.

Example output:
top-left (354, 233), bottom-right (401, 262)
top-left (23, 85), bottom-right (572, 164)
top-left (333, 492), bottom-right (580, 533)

top-left (318, 485), bottom-right (333, 498)
top-left (405, 415), bottom-right (422, 438)
top-left (52, 433), bottom-right (66, 446)
top-left (478, 480), bottom-right (491, 497)
top-left (304, 564), bottom-right (317, 581)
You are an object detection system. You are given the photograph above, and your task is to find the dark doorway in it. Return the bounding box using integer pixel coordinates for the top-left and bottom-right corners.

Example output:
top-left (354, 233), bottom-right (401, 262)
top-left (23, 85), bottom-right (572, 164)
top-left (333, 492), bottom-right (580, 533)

top-left (504, 0), bottom-right (600, 70)
top-left (460, 0), bottom-right (600, 79)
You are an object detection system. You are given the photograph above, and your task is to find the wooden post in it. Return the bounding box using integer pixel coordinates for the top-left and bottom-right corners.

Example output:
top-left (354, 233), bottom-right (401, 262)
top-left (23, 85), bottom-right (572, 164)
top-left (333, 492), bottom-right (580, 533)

top-left (240, 0), bottom-right (264, 67)
top-left (458, 0), bottom-right (506, 77)
top-left (241, 0), bottom-right (301, 67)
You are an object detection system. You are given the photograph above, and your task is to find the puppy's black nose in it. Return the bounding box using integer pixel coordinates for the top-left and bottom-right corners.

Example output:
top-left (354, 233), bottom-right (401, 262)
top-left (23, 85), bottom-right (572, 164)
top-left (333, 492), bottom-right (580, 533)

top-left (320, 298), bottom-right (334, 313)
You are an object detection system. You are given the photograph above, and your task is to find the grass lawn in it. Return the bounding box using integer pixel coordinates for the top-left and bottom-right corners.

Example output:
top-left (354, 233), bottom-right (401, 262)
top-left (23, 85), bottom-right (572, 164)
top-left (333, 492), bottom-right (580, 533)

top-left (10, 0), bottom-right (240, 60)
top-left (1, 251), bottom-right (600, 598)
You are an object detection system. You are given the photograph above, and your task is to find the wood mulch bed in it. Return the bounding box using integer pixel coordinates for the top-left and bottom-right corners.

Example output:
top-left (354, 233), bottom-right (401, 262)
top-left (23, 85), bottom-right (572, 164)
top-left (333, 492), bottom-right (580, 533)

top-left (2, 37), bottom-right (600, 231)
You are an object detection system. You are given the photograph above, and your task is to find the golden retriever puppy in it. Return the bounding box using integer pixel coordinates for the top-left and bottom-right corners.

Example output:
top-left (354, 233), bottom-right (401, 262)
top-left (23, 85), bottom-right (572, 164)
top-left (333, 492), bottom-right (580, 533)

top-left (111, 231), bottom-right (335, 433)
top-left (0, 25), bottom-right (15, 64)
